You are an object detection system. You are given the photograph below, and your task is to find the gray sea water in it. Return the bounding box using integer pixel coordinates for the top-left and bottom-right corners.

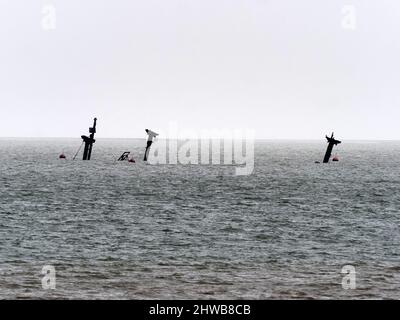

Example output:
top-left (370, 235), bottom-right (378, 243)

top-left (0, 138), bottom-right (399, 300)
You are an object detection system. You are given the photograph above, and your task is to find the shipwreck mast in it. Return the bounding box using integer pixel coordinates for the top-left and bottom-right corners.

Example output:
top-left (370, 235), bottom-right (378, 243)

top-left (81, 118), bottom-right (97, 160)
top-left (323, 132), bottom-right (341, 163)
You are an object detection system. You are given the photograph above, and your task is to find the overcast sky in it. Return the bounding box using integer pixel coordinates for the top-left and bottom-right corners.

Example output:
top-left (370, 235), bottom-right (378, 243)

top-left (0, 0), bottom-right (399, 139)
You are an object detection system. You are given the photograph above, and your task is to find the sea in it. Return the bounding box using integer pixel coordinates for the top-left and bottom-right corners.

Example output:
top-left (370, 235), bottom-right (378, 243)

top-left (0, 138), bottom-right (399, 299)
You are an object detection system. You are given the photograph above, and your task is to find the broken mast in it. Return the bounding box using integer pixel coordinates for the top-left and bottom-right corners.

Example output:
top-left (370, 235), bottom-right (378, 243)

top-left (81, 118), bottom-right (97, 161)
top-left (323, 132), bottom-right (341, 163)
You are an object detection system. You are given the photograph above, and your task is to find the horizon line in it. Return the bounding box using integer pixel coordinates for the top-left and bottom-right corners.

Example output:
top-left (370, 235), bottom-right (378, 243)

top-left (0, 136), bottom-right (400, 142)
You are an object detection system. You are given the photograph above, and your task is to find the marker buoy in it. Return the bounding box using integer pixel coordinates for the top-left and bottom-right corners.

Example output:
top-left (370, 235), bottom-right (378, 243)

top-left (128, 158), bottom-right (135, 163)
top-left (59, 153), bottom-right (66, 159)
top-left (332, 155), bottom-right (339, 162)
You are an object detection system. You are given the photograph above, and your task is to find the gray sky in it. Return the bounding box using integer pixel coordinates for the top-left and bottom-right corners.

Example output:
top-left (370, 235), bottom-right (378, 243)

top-left (0, 0), bottom-right (399, 139)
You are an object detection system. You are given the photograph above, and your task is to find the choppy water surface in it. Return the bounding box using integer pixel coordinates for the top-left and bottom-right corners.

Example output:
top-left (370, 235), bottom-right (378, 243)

top-left (0, 139), bottom-right (399, 299)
